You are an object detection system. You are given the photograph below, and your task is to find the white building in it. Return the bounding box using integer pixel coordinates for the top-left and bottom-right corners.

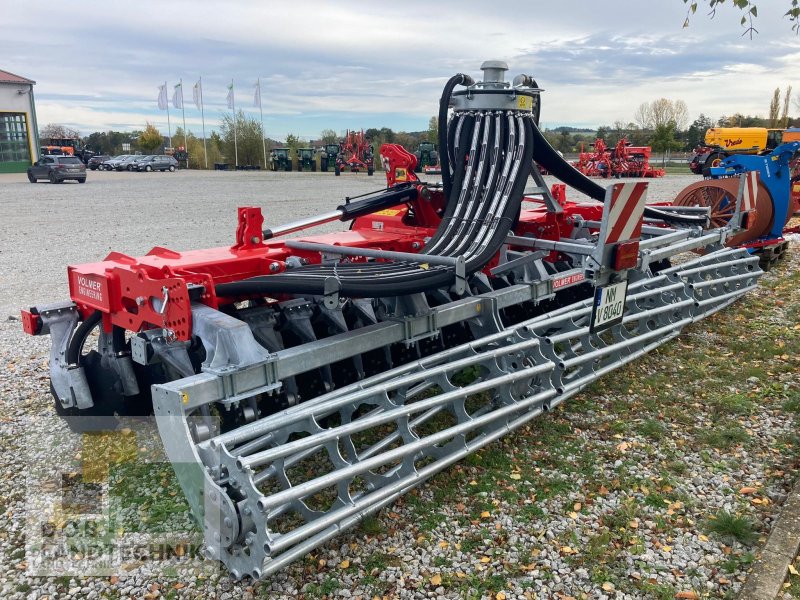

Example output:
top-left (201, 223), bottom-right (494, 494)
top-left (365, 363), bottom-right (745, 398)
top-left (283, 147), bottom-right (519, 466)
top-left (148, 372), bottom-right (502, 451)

top-left (0, 69), bottom-right (38, 173)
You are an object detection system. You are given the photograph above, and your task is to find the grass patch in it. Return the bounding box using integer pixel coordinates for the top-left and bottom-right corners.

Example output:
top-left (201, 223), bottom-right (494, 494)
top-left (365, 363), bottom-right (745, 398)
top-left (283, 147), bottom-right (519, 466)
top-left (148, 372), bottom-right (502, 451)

top-left (637, 418), bottom-right (666, 440)
top-left (699, 424), bottom-right (750, 450)
top-left (706, 511), bottom-right (758, 546)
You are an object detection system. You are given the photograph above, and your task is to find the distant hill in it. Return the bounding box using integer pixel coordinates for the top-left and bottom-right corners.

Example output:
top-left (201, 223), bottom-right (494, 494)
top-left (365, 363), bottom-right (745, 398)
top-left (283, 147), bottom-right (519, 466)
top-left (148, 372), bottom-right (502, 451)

top-left (546, 126), bottom-right (596, 134)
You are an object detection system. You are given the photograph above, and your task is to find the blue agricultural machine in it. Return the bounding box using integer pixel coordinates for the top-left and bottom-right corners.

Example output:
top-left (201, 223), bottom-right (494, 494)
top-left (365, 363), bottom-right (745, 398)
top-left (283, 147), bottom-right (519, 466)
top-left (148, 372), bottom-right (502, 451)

top-left (674, 141), bottom-right (800, 269)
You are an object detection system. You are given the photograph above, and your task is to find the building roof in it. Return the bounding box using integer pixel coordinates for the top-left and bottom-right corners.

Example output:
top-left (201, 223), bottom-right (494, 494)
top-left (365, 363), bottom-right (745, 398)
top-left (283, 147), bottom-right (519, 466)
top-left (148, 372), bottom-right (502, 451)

top-left (0, 69), bottom-right (35, 85)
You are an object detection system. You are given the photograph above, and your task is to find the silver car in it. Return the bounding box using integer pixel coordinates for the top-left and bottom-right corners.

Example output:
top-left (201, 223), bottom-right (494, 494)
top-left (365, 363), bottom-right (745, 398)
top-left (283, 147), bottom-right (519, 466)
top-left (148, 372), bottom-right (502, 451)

top-left (101, 154), bottom-right (133, 171)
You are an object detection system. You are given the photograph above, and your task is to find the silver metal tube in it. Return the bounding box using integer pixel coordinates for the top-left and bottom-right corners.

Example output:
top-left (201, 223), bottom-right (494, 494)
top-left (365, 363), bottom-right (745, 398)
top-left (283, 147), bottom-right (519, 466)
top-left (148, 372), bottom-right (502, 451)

top-left (264, 210), bottom-right (343, 239)
top-left (637, 229), bottom-right (696, 249)
top-left (696, 287), bottom-right (757, 308)
top-left (559, 317), bottom-right (692, 370)
top-left (285, 240), bottom-right (461, 268)
top-left (240, 357), bottom-right (554, 470)
top-left (209, 332), bottom-right (532, 449)
top-left (689, 272), bottom-right (760, 290)
top-left (256, 383), bottom-right (559, 513)
top-left (506, 235), bottom-right (595, 256)
top-left (643, 232), bottom-right (724, 263)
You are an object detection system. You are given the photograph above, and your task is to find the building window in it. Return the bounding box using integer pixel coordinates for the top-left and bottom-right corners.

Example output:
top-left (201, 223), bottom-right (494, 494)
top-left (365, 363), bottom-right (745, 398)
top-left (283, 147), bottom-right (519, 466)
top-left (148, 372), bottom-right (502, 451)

top-left (0, 112), bottom-right (31, 164)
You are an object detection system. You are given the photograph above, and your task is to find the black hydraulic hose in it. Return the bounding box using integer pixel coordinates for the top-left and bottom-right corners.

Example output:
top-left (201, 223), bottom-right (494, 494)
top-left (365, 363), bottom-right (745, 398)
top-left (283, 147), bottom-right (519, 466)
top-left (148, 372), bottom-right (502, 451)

top-left (528, 120), bottom-right (707, 227)
top-left (439, 73), bottom-right (474, 202)
top-left (66, 310), bottom-right (102, 366)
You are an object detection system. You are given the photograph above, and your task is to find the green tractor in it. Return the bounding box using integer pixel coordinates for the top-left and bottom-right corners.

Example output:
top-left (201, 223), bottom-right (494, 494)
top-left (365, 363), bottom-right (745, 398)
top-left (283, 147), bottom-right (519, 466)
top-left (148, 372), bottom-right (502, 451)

top-left (270, 148), bottom-right (292, 172)
top-left (320, 144), bottom-right (340, 173)
top-left (295, 148), bottom-right (317, 172)
top-left (414, 141), bottom-right (439, 173)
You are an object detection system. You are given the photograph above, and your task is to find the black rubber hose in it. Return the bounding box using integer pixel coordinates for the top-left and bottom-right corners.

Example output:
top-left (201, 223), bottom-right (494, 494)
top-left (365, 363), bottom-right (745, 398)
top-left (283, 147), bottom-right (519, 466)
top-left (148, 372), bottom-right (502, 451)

top-left (66, 310), bottom-right (102, 366)
top-left (528, 120), bottom-right (706, 226)
top-left (439, 73), bottom-right (474, 202)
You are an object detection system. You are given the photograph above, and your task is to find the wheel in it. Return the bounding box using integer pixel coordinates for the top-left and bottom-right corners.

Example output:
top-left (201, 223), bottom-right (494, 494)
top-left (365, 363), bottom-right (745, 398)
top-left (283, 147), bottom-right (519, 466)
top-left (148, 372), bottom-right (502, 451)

top-left (78, 178), bottom-right (86, 184)
top-left (145, 165), bottom-right (152, 172)
top-left (335, 165), bottom-right (341, 176)
top-left (128, 164), bottom-right (134, 171)
top-left (27, 171), bottom-right (36, 183)
top-left (321, 162), bottom-right (328, 172)
top-left (285, 162), bottom-right (291, 172)
top-left (368, 167), bottom-right (374, 176)
top-left (169, 165), bottom-right (175, 172)
top-left (311, 161), bottom-right (316, 172)
top-left (49, 172), bottom-right (58, 184)
top-left (703, 153), bottom-right (724, 176)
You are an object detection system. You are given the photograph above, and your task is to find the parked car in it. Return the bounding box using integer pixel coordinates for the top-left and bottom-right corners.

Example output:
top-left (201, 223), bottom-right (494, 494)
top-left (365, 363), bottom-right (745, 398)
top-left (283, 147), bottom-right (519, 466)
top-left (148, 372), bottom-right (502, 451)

top-left (27, 156), bottom-right (86, 184)
top-left (117, 155), bottom-right (150, 171)
top-left (136, 155), bottom-right (179, 172)
top-left (101, 154), bottom-right (133, 171)
top-left (87, 155), bottom-right (110, 170)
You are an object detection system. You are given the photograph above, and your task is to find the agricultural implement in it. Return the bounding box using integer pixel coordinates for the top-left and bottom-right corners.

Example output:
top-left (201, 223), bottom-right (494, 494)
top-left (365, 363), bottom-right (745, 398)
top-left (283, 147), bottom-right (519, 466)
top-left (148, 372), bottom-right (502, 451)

top-left (414, 141), bottom-right (440, 174)
top-left (576, 138), bottom-right (664, 178)
top-left (689, 127), bottom-right (800, 175)
top-left (269, 148), bottom-right (292, 172)
top-left (335, 129), bottom-right (374, 176)
top-left (295, 148), bottom-right (317, 172)
top-left (23, 61), bottom-right (784, 580)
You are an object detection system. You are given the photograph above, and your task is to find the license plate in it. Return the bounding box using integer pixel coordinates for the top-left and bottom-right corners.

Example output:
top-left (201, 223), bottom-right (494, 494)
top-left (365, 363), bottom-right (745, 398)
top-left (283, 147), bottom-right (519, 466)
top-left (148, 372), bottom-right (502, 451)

top-left (590, 280), bottom-right (628, 333)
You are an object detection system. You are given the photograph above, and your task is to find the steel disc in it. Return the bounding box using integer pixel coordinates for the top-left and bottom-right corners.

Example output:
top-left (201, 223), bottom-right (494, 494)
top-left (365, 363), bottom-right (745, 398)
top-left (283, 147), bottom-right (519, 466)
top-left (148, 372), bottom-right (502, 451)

top-left (672, 178), bottom-right (773, 247)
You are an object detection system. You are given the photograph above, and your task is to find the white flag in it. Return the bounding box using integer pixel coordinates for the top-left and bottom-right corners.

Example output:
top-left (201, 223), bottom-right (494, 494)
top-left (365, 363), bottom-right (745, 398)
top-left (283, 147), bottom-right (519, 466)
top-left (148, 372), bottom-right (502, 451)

top-left (157, 84), bottom-right (168, 110)
top-left (172, 82), bottom-right (183, 109)
top-left (193, 80), bottom-right (202, 110)
top-left (226, 82), bottom-right (234, 109)
top-left (253, 81), bottom-right (261, 108)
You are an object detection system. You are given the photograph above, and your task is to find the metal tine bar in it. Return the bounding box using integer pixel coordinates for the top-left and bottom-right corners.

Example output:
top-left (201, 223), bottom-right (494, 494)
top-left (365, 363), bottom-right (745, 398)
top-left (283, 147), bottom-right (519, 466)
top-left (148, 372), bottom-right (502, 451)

top-left (223, 337), bottom-right (541, 455)
top-left (545, 298), bottom-right (695, 345)
top-left (240, 357), bottom-right (555, 470)
top-left (645, 233), bottom-right (728, 262)
top-left (657, 248), bottom-right (748, 276)
top-left (523, 280), bottom-right (685, 335)
top-left (255, 380), bottom-right (560, 513)
top-left (210, 328), bottom-right (521, 449)
top-left (264, 309), bottom-right (690, 561)
top-left (253, 444), bottom-right (323, 486)
top-left (689, 272), bottom-right (761, 290)
top-left (696, 286), bottom-right (759, 309)
top-left (559, 317), bottom-right (692, 371)
top-left (670, 257), bottom-right (759, 279)
top-left (258, 386), bottom-right (564, 577)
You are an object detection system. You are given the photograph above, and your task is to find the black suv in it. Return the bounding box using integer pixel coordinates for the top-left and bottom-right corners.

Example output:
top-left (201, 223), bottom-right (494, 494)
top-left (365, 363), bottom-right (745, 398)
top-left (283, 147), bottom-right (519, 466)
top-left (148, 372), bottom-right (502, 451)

top-left (27, 156), bottom-right (87, 184)
top-left (87, 155), bottom-right (111, 170)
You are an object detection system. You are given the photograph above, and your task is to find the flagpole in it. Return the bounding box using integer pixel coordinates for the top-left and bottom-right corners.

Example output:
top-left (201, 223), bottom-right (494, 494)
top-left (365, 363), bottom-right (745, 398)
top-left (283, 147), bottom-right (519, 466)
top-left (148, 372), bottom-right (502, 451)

top-left (257, 78), bottom-right (266, 169)
top-left (231, 79), bottom-right (238, 168)
top-left (199, 77), bottom-right (207, 169)
top-left (179, 78), bottom-right (187, 169)
top-left (165, 80), bottom-right (172, 148)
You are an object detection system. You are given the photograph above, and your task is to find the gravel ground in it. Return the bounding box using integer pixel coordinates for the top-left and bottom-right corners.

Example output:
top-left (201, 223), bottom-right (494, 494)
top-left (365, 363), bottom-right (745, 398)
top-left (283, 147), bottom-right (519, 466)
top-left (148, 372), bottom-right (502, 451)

top-left (0, 169), bottom-right (797, 599)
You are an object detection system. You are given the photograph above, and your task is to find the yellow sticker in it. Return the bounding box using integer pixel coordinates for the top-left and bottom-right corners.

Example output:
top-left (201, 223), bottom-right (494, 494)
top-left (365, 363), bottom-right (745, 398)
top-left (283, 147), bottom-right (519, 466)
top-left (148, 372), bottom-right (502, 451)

top-left (181, 392), bottom-right (189, 405)
top-left (517, 95), bottom-right (532, 110)
top-left (395, 168), bottom-right (408, 181)
top-left (374, 209), bottom-right (403, 216)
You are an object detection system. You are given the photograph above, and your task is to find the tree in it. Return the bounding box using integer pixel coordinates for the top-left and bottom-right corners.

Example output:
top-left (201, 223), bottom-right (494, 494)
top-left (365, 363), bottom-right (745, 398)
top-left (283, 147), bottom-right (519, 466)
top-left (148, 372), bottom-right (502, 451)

top-left (634, 98), bottom-right (689, 131)
top-left (138, 122), bottom-right (163, 153)
top-left (426, 117), bottom-right (438, 143)
top-left (682, 1), bottom-right (800, 36)
top-left (651, 122), bottom-right (684, 166)
top-left (781, 86), bottom-right (792, 128)
top-left (220, 110), bottom-right (267, 167)
top-left (40, 123), bottom-right (81, 141)
top-left (320, 129), bottom-right (339, 145)
top-left (284, 133), bottom-right (302, 157)
top-left (685, 114), bottom-right (714, 149)
top-left (769, 87), bottom-right (781, 127)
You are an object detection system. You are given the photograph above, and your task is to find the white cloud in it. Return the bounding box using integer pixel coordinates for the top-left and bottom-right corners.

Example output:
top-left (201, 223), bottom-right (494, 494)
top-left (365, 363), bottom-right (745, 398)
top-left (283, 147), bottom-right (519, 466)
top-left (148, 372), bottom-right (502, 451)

top-left (3, 0), bottom-right (799, 137)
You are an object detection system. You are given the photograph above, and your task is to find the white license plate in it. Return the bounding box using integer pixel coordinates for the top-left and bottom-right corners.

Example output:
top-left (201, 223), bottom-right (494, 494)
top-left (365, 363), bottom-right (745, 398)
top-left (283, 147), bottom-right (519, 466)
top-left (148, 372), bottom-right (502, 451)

top-left (590, 280), bottom-right (628, 333)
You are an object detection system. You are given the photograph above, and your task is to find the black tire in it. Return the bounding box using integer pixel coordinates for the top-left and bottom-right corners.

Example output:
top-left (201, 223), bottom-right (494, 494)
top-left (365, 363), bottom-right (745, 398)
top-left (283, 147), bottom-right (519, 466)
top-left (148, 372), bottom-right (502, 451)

top-left (703, 153), bottom-right (724, 176)
top-left (368, 167), bottom-right (374, 176)
top-left (27, 171), bottom-right (36, 183)
top-left (335, 165), bottom-right (341, 176)
top-left (311, 161), bottom-right (316, 172)
top-left (169, 165), bottom-right (175, 172)
top-left (285, 162), bottom-right (291, 172)
top-left (78, 178), bottom-right (86, 184)
top-left (321, 162), bottom-right (328, 172)
top-left (49, 172), bottom-right (58, 184)
top-left (145, 165), bottom-right (152, 172)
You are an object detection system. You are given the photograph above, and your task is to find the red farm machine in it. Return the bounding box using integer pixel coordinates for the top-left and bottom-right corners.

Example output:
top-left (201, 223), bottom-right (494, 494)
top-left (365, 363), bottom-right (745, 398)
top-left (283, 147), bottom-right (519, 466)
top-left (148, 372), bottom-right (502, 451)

top-left (576, 138), bottom-right (665, 178)
top-left (335, 129), bottom-right (374, 176)
top-left (21, 60), bottom-right (796, 580)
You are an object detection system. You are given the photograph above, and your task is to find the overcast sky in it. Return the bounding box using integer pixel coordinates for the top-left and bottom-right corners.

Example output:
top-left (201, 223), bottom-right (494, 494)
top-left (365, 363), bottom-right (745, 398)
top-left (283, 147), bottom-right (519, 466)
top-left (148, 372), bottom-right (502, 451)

top-left (3, 1), bottom-right (799, 140)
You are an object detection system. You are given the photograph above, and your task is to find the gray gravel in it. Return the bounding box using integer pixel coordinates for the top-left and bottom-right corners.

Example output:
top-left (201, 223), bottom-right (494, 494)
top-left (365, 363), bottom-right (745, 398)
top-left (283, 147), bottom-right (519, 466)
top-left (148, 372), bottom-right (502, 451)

top-left (0, 169), bottom-right (795, 599)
